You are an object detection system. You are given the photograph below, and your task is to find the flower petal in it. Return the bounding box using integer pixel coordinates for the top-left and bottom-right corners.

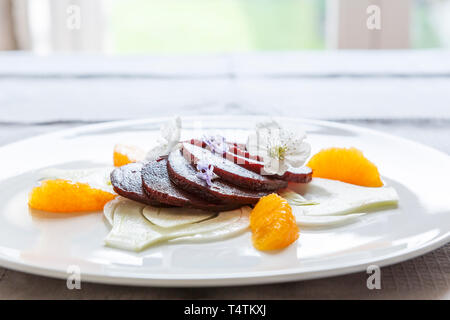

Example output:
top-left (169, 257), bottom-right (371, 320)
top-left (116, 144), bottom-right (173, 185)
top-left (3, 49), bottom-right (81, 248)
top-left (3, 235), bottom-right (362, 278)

top-left (285, 141), bottom-right (311, 167)
top-left (247, 120), bottom-right (311, 175)
top-left (146, 143), bottom-right (169, 161)
top-left (145, 117), bottom-right (182, 160)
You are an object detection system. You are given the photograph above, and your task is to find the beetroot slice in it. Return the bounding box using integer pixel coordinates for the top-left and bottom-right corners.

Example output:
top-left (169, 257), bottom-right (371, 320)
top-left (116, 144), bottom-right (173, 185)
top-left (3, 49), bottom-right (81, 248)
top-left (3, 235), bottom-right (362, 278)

top-left (278, 166), bottom-right (312, 183)
top-left (110, 162), bottom-right (168, 207)
top-left (188, 139), bottom-right (312, 183)
top-left (141, 159), bottom-right (241, 211)
top-left (227, 144), bottom-right (262, 161)
top-left (167, 149), bottom-right (270, 205)
top-left (223, 150), bottom-right (265, 174)
top-left (181, 142), bottom-right (287, 191)
top-left (227, 149), bottom-right (312, 183)
top-left (188, 139), bottom-right (263, 173)
top-left (188, 139), bottom-right (247, 153)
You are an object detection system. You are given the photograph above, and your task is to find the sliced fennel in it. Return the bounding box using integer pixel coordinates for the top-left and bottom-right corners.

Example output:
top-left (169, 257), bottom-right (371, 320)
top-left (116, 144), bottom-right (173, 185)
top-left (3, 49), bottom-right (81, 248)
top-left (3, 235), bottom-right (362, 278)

top-left (104, 200), bottom-right (157, 251)
top-left (103, 178), bottom-right (400, 251)
top-left (103, 197), bottom-right (124, 226)
top-left (281, 185), bottom-right (368, 226)
top-left (142, 206), bottom-right (214, 228)
top-left (104, 198), bottom-right (249, 252)
top-left (170, 206), bottom-right (251, 243)
top-left (279, 189), bottom-right (319, 206)
top-left (288, 178), bottom-right (399, 217)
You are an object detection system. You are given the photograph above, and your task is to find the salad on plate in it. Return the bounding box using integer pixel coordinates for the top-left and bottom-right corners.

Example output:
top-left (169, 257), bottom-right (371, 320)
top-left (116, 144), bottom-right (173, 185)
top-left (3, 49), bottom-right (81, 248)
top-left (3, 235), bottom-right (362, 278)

top-left (27, 117), bottom-right (399, 252)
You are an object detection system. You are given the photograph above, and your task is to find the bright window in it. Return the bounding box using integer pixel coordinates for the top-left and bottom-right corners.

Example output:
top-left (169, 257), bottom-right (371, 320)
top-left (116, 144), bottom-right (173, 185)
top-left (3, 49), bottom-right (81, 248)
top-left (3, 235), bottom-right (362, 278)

top-left (106, 0), bottom-right (326, 54)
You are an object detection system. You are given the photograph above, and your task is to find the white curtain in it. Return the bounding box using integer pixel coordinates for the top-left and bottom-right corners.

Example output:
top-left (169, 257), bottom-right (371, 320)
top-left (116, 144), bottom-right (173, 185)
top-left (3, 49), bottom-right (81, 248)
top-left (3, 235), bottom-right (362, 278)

top-left (3, 0), bottom-right (105, 53)
top-left (0, 0), bottom-right (17, 50)
top-left (327, 0), bottom-right (411, 49)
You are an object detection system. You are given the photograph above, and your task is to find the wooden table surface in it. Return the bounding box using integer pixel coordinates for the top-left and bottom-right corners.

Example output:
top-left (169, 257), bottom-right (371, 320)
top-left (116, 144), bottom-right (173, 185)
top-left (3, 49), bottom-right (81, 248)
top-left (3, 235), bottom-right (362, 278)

top-left (0, 51), bottom-right (449, 299)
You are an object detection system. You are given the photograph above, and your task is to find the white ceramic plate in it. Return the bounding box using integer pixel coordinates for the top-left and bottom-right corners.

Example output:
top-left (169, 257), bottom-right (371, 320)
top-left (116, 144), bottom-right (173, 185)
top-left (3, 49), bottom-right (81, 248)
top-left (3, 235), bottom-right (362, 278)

top-left (0, 116), bottom-right (449, 287)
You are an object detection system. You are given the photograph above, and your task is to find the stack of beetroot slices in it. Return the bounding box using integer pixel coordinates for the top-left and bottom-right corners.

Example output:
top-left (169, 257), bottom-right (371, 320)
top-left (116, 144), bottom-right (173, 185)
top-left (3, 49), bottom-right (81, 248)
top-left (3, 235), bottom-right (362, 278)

top-left (110, 140), bottom-right (312, 211)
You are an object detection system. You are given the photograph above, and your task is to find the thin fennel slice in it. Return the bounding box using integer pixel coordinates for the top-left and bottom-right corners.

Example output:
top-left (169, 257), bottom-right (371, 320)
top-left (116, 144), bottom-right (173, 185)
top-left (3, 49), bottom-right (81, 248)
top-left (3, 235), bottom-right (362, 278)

top-left (104, 200), bottom-right (158, 251)
top-left (103, 197), bottom-right (122, 226)
top-left (170, 206), bottom-right (251, 243)
top-left (104, 197), bottom-right (143, 226)
top-left (288, 178), bottom-right (398, 217)
top-left (104, 199), bottom-right (246, 252)
top-left (142, 206), bottom-right (214, 228)
top-left (281, 186), bottom-right (368, 227)
top-left (279, 189), bottom-right (319, 206)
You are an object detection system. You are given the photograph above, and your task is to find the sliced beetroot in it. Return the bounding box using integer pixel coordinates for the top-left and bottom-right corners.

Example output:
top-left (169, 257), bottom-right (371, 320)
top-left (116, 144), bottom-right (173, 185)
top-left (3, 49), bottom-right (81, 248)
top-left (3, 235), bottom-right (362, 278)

top-left (223, 150), bottom-right (265, 173)
top-left (278, 166), bottom-right (312, 183)
top-left (227, 144), bottom-right (262, 161)
top-left (187, 139), bottom-right (312, 183)
top-left (110, 162), bottom-right (168, 207)
top-left (167, 149), bottom-right (270, 205)
top-left (188, 139), bottom-right (259, 160)
top-left (188, 139), bottom-right (264, 173)
top-left (188, 139), bottom-right (312, 183)
top-left (181, 142), bottom-right (287, 191)
top-left (141, 159), bottom-right (240, 211)
top-left (227, 146), bottom-right (313, 183)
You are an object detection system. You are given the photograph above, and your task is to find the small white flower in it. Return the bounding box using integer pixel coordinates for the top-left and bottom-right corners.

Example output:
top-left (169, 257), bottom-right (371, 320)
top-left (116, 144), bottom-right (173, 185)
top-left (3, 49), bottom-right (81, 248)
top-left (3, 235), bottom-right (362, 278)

top-left (146, 116), bottom-right (182, 160)
top-left (246, 119), bottom-right (311, 175)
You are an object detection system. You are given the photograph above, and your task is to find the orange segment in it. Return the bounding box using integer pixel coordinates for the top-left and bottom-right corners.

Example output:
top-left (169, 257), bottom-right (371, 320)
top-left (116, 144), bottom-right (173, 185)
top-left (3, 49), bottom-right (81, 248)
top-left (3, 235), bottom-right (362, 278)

top-left (28, 179), bottom-right (116, 213)
top-left (250, 194), bottom-right (299, 251)
top-left (307, 147), bottom-right (383, 187)
top-left (113, 144), bottom-right (145, 167)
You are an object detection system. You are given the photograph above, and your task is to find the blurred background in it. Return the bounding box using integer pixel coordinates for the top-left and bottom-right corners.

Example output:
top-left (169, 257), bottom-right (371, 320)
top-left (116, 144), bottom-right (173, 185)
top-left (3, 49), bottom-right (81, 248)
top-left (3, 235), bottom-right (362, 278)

top-left (0, 0), bottom-right (449, 152)
top-left (1, 0), bottom-right (449, 53)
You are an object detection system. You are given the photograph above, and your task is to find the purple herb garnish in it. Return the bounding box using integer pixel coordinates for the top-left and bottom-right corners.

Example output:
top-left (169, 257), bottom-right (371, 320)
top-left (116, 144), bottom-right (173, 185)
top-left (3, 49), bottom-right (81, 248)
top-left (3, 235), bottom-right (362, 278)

top-left (196, 159), bottom-right (215, 186)
top-left (203, 134), bottom-right (227, 155)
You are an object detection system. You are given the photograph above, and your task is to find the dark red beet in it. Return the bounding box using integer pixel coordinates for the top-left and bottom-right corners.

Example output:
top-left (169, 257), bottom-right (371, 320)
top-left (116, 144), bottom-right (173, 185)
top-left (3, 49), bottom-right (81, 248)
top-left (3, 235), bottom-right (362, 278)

top-left (190, 139), bottom-right (312, 183)
top-left (226, 148), bottom-right (312, 182)
top-left (167, 149), bottom-right (270, 205)
top-left (142, 159), bottom-right (241, 211)
top-left (188, 139), bottom-right (261, 161)
top-left (227, 144), bottom-right (262, 161)
top-left (278, 166), bottom-right (312, 183)
top-left (223, 150), bottom-right (265, 173)
top-left (110, 162), bottom-right (167, 207)
top-left (181, 142), bottom-right (287, 191)
top-left (188, 139), bottom-right (247, 153)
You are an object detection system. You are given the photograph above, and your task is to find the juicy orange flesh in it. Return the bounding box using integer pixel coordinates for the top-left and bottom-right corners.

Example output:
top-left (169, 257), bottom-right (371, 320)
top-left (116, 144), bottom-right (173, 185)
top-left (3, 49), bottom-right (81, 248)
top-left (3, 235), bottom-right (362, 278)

top-left (250, 194), bottom-right (299, 251)
top-left (113, 144), bottom-right (145, 167)
top-left (28, 179), bottom-right (116, 213)
top-left (306, 147), bottom-right (383, 187)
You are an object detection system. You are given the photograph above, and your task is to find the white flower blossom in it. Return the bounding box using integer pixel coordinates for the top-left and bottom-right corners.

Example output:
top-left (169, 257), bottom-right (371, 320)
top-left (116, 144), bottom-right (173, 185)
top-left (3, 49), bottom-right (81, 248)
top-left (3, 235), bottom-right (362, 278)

top-left (146, 116), bottom-right (182, 160)
top-left (246, 119), bottom-right (311, 175)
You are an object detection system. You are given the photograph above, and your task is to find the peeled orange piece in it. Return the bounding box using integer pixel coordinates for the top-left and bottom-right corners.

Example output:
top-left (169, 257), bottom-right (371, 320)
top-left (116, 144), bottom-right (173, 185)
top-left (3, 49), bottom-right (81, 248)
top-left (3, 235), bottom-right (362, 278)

top-left (250, 194), bottom-right (299, 251)
top-left (307, 147), bottom-right (383, 187)
top-left (113, 144), bottom-right (145, 167)
top-left (28, 179), bottom-right (116, 213)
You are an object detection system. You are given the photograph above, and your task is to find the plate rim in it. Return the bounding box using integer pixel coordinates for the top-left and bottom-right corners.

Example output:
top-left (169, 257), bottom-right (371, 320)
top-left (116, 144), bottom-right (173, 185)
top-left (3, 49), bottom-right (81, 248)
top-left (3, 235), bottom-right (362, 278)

top-left (0, 116), bottom-right (449, 287)
top-left (0, 232), bottom-right (448, 287)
